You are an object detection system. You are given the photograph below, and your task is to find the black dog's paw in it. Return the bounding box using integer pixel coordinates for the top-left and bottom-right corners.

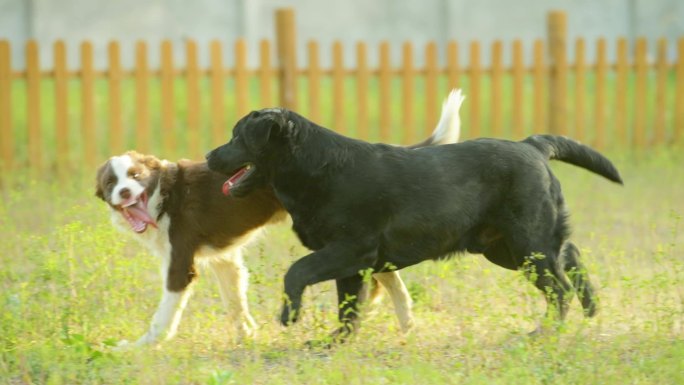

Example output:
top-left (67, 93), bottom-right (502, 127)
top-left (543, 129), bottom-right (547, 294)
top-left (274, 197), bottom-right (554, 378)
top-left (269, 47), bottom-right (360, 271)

top-left (304, 338), bottom-right (333, 350)
top-left (304, 327), bottom-right (351, 350)
top-left (582, 298), bottom-right (598, 318)
top-left (280, 303), bottom-right (299, 326)
top-left (304, 326), bottom-right (353, 349)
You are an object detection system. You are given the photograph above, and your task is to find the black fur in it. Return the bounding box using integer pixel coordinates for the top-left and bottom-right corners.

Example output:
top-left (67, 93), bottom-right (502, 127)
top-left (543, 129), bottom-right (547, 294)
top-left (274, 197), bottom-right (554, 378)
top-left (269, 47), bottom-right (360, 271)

top-left (207, 108), bottom-right (622, 340)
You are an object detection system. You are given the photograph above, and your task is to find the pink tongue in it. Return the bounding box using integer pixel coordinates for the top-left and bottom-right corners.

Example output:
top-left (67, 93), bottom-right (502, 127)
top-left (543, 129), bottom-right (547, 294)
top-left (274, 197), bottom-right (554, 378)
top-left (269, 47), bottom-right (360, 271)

top-left (123, 201), bottom-right (157, 232)
top-left (222, 167), bottom-right (248, 196)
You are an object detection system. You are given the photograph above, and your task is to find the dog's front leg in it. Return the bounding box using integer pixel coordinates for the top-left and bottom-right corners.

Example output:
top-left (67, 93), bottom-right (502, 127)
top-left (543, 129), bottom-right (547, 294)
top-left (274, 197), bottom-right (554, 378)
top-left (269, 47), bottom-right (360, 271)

top-left (132, 285), bottom-right (194, 346)
top-left (119, 248), bottom-right (197, 348)
top-left (280, 244), bottom-right (377, 327)
top-left (332, 275), bottom-right (369, 342)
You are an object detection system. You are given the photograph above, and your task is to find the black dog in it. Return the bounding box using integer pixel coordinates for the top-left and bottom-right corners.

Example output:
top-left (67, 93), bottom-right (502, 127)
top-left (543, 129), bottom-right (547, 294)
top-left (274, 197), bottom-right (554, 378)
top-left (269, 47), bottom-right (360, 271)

top-left (206, 109), bottom-right (623, 341)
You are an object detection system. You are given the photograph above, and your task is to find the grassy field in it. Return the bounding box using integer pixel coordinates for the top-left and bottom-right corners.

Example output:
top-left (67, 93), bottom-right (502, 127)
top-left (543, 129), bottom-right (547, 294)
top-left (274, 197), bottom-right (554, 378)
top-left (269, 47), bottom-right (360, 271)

top-left (0, 146), bottom-right (683, 384)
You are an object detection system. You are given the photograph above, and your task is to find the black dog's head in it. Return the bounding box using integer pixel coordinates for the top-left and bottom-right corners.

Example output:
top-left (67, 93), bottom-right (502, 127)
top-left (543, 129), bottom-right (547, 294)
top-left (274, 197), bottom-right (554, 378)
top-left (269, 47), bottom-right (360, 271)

top-left (206, 108), bottom-right (294, 197)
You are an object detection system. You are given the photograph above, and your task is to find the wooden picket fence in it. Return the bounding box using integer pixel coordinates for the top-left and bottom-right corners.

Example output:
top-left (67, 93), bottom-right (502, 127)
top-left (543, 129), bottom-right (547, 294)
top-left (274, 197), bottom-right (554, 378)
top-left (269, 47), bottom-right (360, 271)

top-left (1, 9), bottom-right (683, 177)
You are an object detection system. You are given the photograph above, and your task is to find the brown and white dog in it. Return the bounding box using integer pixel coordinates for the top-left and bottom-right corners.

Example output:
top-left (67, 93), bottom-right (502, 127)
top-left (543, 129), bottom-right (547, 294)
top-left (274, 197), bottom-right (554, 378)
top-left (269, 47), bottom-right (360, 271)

top-left (95, 89), bottom-right (465, 347)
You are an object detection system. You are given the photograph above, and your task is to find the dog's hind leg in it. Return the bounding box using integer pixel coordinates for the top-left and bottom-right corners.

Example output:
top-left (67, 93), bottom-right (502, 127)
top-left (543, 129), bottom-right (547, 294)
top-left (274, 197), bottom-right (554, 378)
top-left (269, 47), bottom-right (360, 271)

top-left (209, 250), bottom-right (257, 341)
top-left (372, 271), bottom-right (414, 333)
top-left (514, 246), bottom-right (575, 335)
top-left (367, 276), bottom-right (384, 306)
top-left (560, 242), bottom-right (598, 317)
top-left (484, 238), bottom-right (573, 332)
top-left (524, 251), bottom-right (573, 319)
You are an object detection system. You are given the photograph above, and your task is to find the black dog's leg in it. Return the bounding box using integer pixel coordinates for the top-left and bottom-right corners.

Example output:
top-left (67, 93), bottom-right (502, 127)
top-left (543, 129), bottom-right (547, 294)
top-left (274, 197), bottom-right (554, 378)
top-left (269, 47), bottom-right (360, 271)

top-left (281, 244), bottom-right (377, 326)
top-left (484, 240), bottom-right (571, 329)
top-left (332, 275), bottom-right (369, 342)
top-left (482, 240), bottom-right (520, 271)
top-left (519, 249), bottom-right (573, 325)
top-left (306, 275), bottom-right (369, 348)
top-left (493, 230), bottom-right (572, 330)
top-left (560, 241), bottom-right (598, 317)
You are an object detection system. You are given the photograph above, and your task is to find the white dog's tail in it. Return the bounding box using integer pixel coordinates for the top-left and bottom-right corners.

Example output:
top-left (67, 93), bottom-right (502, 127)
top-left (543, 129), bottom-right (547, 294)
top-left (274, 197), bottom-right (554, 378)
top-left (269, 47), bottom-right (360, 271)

top-left (408, 89), bottom-right (465, 148)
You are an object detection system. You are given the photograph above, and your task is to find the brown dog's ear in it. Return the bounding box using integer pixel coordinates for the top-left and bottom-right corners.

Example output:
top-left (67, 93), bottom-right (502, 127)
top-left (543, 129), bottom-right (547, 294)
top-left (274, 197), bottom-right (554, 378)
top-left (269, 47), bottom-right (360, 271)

top-left (95, 185), bottom-right (104, 200)
top-left (141, 154), bottom-right (161, 170)
top-left (94, 161), bottom-right (108, 200)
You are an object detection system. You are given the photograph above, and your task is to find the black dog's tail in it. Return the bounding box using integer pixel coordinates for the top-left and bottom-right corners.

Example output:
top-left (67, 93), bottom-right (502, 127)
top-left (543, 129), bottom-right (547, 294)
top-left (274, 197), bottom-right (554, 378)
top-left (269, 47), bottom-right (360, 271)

top-left (523, 135), bottom-right (623, 184)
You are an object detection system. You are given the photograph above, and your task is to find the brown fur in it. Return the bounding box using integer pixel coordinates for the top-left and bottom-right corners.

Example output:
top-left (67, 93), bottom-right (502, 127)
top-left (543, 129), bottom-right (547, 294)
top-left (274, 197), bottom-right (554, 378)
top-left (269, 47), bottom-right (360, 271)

top-left (158, 160), bottom-right (286, 290)
top-left (97, 154), bottom-right (286, 291)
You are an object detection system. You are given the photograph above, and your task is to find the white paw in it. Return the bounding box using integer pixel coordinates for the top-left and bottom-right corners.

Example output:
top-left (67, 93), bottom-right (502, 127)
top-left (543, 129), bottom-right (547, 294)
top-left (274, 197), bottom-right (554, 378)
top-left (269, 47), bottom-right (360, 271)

top-left (134, 332), bottom-right (161, 347)
top-left (111, 333), bottom-right (161, 351)
top-left (237, 324), bottom-right (256, 341)
top-left (111, 339), bottom-right (133, 352)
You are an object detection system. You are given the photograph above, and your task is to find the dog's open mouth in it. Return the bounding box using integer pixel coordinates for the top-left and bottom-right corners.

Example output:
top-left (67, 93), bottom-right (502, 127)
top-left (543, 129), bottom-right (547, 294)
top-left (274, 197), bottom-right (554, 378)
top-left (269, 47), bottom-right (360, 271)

top-left (222, 164), bottom-right (254, 196)
top-left (116, 191), bottom-right (157, 233)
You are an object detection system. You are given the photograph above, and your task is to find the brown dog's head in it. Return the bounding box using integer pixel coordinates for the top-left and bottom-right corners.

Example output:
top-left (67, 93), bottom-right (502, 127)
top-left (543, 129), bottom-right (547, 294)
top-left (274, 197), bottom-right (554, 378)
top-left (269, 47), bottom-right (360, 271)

top-left (95, 151), bottom-right (162, 233)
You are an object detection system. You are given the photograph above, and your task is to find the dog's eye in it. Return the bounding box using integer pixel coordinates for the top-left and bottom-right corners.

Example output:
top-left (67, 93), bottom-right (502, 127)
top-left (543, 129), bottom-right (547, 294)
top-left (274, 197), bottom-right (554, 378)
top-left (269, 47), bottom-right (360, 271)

top-left (106, 177), bottom-right (116, 188)
top-left (133, 173), bottom-right (141, 180)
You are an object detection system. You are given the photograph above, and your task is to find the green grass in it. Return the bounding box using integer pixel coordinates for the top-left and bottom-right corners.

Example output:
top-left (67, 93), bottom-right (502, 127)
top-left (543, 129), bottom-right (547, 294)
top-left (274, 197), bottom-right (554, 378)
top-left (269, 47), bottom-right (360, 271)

top-left (1, 146), bottom-right (682, 384)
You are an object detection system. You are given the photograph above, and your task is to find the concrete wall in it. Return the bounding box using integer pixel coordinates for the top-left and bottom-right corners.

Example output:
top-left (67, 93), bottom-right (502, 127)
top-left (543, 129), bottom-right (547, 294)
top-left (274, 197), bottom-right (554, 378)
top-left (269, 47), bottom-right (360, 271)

top-left (1, 0), bottom-right (683, 70)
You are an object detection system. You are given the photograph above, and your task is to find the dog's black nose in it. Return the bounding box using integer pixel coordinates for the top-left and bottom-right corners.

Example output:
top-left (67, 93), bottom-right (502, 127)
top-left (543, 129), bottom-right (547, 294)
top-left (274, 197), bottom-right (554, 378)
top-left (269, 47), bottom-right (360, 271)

top-left (120, 188), bottom-right (131, 200)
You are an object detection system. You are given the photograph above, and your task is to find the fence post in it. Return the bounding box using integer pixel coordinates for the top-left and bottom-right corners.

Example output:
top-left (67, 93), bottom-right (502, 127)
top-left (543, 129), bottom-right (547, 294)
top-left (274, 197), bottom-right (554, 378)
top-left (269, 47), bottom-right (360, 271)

top-left (275, 8), bottom-right (297, 110)
top-left (0, 40), bottom-right (12, 173)
top-left (209, 40), bottom-right (224, 147)
top-left (108, 41), bottom-right (123, 154)
top-left (134, 41), bottom-right (150, 154)
top-left (54, 40), bottom-right (69, 177)
top-left (675, 38), bottom-right (684, 144)
top-left (633, 38), bottom-right (647, 147)
top-left (594, 39), bottom-right (607, 149)
top-left (259, 40), bottom-right (274, 108)
top-left (547, 11), bottom-right (567, 136)
top-left (160, 40), bottom-right (176, 157)
top-left (185, 40), bottom-right (201, 159)
top-left (469, 41), bottom-right (481, 138)
top-left (378, 42), bottom-right (391, 142)
top-left (307, 41), bottom-right (321, 123)
top-left (26, 40), bottom-right (41, 172)
top-left (332, 41), bottom-right (345, 133)
top-left (81, 42), bottom-right (96, 165)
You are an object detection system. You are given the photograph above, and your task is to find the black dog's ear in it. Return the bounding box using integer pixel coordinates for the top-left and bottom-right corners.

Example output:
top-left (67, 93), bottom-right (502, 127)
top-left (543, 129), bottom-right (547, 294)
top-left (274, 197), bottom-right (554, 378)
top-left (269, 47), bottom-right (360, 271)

top-left (243, 111), bottom-right (292, 153)
top-left (243, 118), bottom-right (274, 153)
